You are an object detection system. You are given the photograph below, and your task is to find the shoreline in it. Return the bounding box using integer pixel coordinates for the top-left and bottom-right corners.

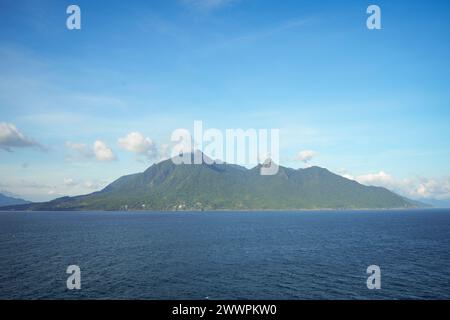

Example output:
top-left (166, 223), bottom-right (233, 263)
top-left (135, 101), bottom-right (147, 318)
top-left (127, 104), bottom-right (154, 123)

top-left (0, 207), bottom-right (443, 213)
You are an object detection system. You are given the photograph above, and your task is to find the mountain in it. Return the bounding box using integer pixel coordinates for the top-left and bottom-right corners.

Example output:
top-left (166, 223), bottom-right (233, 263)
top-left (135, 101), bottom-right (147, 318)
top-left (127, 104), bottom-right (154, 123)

top-left (1, 152), bottom-right (422, 211)
top-left (0, 192), bottom-right (31, 207)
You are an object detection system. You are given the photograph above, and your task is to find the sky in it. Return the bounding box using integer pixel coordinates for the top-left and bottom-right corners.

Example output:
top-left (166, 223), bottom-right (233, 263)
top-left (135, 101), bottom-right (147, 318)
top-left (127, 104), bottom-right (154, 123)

top-left (0, 0), bottom-right (449, 202)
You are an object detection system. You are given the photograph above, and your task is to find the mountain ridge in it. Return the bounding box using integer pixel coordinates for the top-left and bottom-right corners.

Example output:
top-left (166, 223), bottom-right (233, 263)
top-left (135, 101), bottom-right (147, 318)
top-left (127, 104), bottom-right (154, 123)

top-left (0, 152), bottom-right (424, 211)
top-left (0, 192), bottom-right (31, 207)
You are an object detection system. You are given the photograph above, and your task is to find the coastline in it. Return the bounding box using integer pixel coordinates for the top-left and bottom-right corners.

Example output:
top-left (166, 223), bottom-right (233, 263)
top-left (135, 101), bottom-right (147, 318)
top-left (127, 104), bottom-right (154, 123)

top-left (0, 207), bottom-right (439, 213)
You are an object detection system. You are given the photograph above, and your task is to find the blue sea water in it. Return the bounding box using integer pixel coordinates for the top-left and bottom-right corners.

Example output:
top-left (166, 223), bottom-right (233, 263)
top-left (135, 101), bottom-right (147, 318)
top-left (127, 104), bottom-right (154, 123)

top-left (0, 209), bottom-right (449, 300)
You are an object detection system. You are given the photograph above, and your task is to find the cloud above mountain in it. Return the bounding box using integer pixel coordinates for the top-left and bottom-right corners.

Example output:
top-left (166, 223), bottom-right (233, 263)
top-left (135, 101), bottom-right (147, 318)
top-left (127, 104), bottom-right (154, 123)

top-left (66, 140), bottom-right (116, 162)
top-left (94, 140), bottom-right (117, 161)
top-left (297, 150), bottom-right (317, 164)
top-left (118, 132), bottom-right (157, 159)
top-left (343, 170), bottom-right (450, 201)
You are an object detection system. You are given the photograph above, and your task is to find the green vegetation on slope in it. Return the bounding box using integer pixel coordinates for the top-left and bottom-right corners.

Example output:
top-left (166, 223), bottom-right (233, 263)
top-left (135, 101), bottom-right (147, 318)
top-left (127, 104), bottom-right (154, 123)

top-left (2, 152), bottom-right (421, 211)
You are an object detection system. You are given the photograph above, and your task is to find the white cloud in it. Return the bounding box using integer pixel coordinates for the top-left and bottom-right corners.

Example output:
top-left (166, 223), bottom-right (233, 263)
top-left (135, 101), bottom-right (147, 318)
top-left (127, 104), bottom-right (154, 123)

top-left (66, 140), bottom-right (116, 162)
top-left (297, 150), bottom-right (317, 164)
top-left (118, 132), bottom-right (157, 159)
top-left (355, 171), bottom-right (395, 186)
top-left (410, 177), bottom-right (450, 200)
top-left (63, 177), bottom-right (77, 187)
top-left (94, 140), bottom-right (116, 161)
top-left (0, 122), bottom-right (43, 151)
top-left (343, 170), bottom-right (450, 201)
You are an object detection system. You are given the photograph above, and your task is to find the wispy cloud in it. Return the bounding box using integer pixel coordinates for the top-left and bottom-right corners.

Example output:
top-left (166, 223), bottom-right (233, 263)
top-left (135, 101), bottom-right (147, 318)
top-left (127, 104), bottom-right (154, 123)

top-left (180, 0), bottom-right (238, 11)
top-left (63, 177), bottom-right (77, 187)
top-left (199, 17), bottom-right (312, 56)
top-left (71, 94), bottom-right (127, 109)
top-left (0, 177), bottom-right (108, 202)
top-left (63, 177), bottom-right (102, 190)
top-left (230, 18), bottom-right (310, 43)
top-left (0, 179), bottom-right (58, 201)
top-left (0, 122), bottom-right (45, 152)
top-left (65, 142), bottom-right (94, 160)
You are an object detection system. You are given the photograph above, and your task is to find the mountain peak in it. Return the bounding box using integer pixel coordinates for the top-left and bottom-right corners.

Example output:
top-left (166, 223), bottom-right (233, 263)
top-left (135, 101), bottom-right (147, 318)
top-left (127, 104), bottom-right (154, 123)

top-left (301, 165), bottom-right (329, 172)
top-left (171, 149), bottom-right (216, 165)
top-left (2, 156), bottom-right (423, 211)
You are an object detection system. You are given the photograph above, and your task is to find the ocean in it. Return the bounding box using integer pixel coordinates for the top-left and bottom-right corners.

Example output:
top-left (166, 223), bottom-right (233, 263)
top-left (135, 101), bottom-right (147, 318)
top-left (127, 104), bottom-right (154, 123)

top-left (0, 209), bottom-right (449, 299)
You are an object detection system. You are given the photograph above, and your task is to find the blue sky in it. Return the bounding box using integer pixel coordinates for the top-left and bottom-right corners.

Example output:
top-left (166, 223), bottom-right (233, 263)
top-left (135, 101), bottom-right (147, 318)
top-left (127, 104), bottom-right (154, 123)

top-left (1, 0), bottom-right (450, 201)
